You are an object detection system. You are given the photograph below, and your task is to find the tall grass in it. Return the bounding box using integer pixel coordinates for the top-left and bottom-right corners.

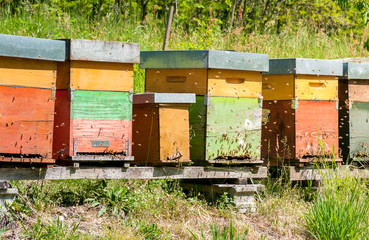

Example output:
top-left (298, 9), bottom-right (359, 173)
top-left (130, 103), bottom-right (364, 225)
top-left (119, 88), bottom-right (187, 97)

top-left (0, 5), bottom-right (367, 59)
top-left (304, 170), bottom-right (369, 239)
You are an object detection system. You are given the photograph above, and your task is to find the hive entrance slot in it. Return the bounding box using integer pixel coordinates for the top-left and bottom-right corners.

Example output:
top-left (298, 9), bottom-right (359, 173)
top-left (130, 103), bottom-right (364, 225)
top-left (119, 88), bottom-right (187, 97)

top-left (214, 155), bottom-right (251, 161)
top-left (166, 76), bottom-right (186, 82)
top-left (0, 153), bottom-right (45, 158)
top-left (226, 78), bottom-right (245, 84)
top-left (308, 82), bottom-right (325, 88)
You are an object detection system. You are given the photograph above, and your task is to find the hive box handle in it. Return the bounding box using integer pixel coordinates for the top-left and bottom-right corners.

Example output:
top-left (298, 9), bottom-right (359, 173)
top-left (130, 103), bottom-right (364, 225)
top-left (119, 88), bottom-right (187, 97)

top-left (226, 78), bottom-right (245, 84)
top-left (166, 76), bottom-right (186, 82)
top-left (309, 82), bottom-right (326, 88)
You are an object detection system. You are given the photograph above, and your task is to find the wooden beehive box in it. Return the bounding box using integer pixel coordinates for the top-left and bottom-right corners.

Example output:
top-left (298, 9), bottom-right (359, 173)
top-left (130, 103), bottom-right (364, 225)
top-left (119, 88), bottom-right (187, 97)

top-left (262, 58), bottom-right (343, 166)
top-left (132, 93), bottom-right (196, 165)
top-left (0, 34), bottom-right (65, 164)
top-left (339, 62), bottom-right (369, 162)
top-left (140, 50), bottom-right (269, 165)
top-left (53, 39), bottom-right (139, 163)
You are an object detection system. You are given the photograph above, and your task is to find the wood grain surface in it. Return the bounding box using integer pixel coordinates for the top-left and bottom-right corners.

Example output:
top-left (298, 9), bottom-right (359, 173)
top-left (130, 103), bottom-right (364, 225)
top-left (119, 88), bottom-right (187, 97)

top-left (159, 104), bottom-right (191, 162)
top-left (0, 56), bottom-right (56, 89)
top-left (0, 86), bottom-right (54, 158)
top-left (145, 68), bottom-right (207, 95)
top-left (69, 61), bottom-right (133, 91)
top-left (208, 69), bottom-right (262, 98)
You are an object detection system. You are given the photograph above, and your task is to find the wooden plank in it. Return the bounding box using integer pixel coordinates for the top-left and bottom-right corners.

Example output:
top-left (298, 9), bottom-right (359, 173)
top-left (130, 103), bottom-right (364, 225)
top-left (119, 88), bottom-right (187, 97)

top-left (53, 90), bottom-right (72, 159)
top-left (71, 90), bottom-right (132, 120)
top-left (267, 58), bottom-right (343, 76)
top-left (295, 75), bottom-right (338, 100)
top-left (56, 61), bottom-right (70, 90)
top-left (206, 97), bottom-right (262, 161)
top-left (0, 86), bottom-right (54, 158)
top-left (72, 119), bottom-right (132, 155)
top-left (0, 86), bottom-right (54, 122)
top-left (338, 80), bottom-right (350, 162)
top-left (0, 34), bottom-right (65, 62)
top-left (189, 96), bottom-right (207, 164)
top-left (70, 61), bottom-right (133, 91)
top-left (0, 157), bottom-right (54, 163)
top-left (159, 104), bottom-right (191, 163)
top-left (0, 166), bottom-right (268, 180)
top-left (67, 39), bottom-right (139, 63)
top-left (132, 104), bottom-right (160, 164)
top-left (348, 80), bottom-right (369, 102)
top-left (145, 68), bottom-right (207, 95)
top-left (0, 122), bottom-right (53, 158)
top-left (295, 100), bottom-right (339, 158)
top-left (262, 74), bottom-right (294, 100)
top-left (0, 56), bottom-right (56, 89)
top-left (140, 50), bottom-right (269, 72)
top-left (261, 100), bottom-right (296, 165)
top-left (349, 101), bottom-right (369, 158)
top-left (208, 69), bottom-right (262, 98)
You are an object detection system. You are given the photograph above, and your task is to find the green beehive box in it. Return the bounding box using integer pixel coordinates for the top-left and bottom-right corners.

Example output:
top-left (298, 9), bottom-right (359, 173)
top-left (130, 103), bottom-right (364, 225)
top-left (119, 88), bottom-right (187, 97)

top-left (339, 62), bottom-right (369, 162)
top-left (140, 50), bottom-right (269, 165)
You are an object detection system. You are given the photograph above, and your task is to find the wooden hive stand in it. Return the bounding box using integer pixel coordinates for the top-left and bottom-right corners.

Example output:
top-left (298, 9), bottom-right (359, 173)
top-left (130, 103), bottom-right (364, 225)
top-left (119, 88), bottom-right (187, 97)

top-left (262, 58), bottom-right (343, 167)
top-left (140, 50), bottom-right (269, 166)
top-left (53, 39), bottom-right (140, 167)
top-left (0, 34), bottom-right (66, 166)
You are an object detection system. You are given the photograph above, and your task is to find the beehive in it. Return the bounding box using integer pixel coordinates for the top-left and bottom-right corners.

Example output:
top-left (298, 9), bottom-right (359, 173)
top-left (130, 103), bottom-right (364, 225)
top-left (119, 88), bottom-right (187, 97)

top-left (53, 39), bottom-right (139, 163)
top-left (339, 62), bottom-right (369, 162)
top-left (0, 34), bottom-right (65, 163)
top-left (140, 50), bottom-right (269, 165)
top-left (262, 58), bottom-right (343, 166)
top-left (132, 93), bottom-right (196, 165)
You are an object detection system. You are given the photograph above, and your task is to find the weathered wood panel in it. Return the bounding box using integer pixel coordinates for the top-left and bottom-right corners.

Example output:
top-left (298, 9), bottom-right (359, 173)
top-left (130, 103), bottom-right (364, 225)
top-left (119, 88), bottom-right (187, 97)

top-left (261, 100), bottom-right (296, 165)
top-left (189, 96), bottom-right (207, 164)
top-left (295, 100), bottom-right (338, 158)
top-left (70, 61), bottom-right (133, 91)
top-left (338, 79), bottom-right (350, 162)
top-left (132, 104), bottom-right (160, 164)
top-left (349, 102), bottom-right (369, 158)
top-left (208, 69), bottom-right (262, 98)
top-left (56, 61), bottom-right (70, 90)
top-left (206, 97), bottom-right (262, 161)
top-left (0, 122), bottom-right (53, 158)
top-left (0, 56), bottom-right (56, 89)
top-left (52, 90), bottom-right (72, 159)
top-left (145, 68), bottom-right (207, 95)
top-left (262, 74), bottom-right (294, 100)
top-left (0, 86), bottom-right (54, 158)
top-left (0, 166), bottom-right (268, 181)
top-left (159, 105), bottom-right (191, 162)
top-left (0, 86), bottom-right (54, 122)
top-left (348, 80), bottom-right (369, 102)
top-left (71, 90), bottom-right (132, 120)
top-left (295, 75), bottom-right (338, 100)
top-left (72, 119), bottom-right (132, 155)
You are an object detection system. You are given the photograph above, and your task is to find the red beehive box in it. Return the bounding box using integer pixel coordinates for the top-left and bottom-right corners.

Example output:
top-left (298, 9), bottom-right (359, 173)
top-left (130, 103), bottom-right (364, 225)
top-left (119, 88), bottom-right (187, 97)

top-left (262, 58), bottom-right (343, 166)
top-left (0, 34), bottom-right (65, 164)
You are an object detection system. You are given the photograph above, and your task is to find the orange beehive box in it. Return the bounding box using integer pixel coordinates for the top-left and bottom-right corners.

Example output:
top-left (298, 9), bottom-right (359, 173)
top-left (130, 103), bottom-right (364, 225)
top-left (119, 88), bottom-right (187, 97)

top-left (0, 34), bottom-right (65, 164)
top-left (132, 93), bottom-right (196, 165)
top-left (262, 58), bottom-right (343, 166)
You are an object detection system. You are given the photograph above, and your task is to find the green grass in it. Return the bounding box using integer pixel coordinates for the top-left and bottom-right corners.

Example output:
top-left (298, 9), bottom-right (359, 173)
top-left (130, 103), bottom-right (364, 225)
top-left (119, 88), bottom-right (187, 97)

top-left (303, 171), bottom-right (369, 239)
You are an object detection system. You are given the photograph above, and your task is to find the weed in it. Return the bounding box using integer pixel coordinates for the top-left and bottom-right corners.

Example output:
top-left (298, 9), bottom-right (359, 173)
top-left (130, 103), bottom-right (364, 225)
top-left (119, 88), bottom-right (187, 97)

top-left (189, 221), bottom-right (248, 240)
top-left (20, 216), bottom-right (80, 240)
top-left (304, 172), bottom-right (369, 239)
top-left (84, 183), bottom-right (133, 217)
